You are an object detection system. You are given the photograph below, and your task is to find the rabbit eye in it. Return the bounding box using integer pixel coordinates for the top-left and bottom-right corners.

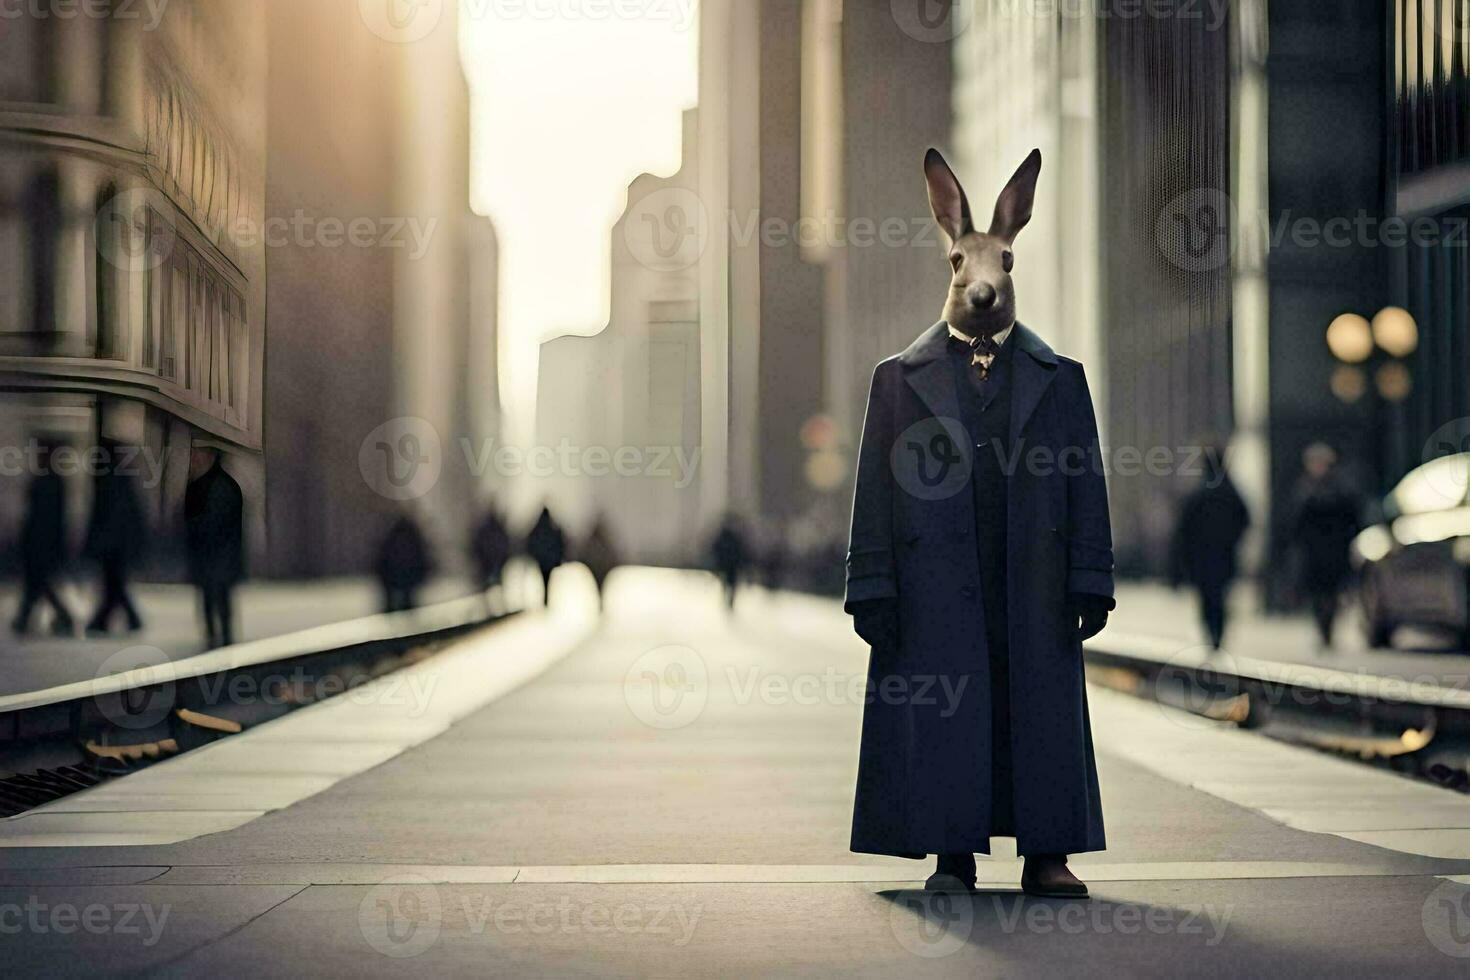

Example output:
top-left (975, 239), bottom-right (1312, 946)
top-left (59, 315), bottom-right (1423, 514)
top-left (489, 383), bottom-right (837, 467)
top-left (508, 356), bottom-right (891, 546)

top-left (1001, 249), bottom-right (1014, 273)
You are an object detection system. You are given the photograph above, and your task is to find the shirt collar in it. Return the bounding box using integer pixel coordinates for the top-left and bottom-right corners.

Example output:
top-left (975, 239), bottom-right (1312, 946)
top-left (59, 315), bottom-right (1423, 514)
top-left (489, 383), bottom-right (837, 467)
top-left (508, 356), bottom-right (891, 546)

top-left (947, 323), bottom-right (1014, 348)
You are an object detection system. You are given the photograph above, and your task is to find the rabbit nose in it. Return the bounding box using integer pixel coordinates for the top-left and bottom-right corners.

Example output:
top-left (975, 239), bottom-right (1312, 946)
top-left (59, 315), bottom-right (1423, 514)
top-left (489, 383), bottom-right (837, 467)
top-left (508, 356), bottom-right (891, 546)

top-left (969, 283), bottom-right (997, 309)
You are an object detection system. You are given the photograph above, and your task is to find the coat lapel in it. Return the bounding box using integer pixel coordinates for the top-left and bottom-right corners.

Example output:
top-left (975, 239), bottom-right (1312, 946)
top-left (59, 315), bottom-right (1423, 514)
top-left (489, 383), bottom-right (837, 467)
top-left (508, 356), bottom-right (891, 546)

top-left (899, 321), bottom-right (960, 422)
top-left (1008, 322), bottom-right (1058, 444)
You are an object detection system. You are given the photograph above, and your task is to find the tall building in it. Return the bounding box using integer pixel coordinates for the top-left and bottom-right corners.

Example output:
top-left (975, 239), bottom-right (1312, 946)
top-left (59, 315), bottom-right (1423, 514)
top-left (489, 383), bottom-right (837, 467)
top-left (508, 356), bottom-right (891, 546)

top-left (535, 110), bottom-right (703, 563)
top-left (949, 2), bottom-right (1242, 576)
top-left (262, 0), bottom-right (498, 577)
top-left (0, 1), bottom-right (268, 570)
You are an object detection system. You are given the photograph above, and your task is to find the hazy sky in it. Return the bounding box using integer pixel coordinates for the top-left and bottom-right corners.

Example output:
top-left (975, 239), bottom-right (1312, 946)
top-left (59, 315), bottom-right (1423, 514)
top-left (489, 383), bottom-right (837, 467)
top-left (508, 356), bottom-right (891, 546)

top-left (459, 1), bottom-right (701, 446)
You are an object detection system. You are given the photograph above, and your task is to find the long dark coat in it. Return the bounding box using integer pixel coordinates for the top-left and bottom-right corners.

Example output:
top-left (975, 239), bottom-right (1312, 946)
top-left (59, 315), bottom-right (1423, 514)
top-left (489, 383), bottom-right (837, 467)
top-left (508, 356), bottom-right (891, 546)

top-left (845, 322), bottom-right (1113, 858)
top-left (184, 462), bottom-right (245, 587)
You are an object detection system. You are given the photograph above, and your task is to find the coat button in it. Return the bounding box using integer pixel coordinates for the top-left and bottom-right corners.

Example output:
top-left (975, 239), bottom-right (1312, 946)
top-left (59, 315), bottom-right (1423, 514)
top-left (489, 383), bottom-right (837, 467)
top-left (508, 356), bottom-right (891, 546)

top-left (961, 586), bottom-right (976, 599)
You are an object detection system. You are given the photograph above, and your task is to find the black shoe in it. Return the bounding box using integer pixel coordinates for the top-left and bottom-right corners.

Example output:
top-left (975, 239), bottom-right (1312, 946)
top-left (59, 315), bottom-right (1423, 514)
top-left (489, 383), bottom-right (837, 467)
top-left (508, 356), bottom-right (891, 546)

top-left (1021, 855), bottom-right (1088, 898)
top-left (924, 853), bottom-right (976, 892)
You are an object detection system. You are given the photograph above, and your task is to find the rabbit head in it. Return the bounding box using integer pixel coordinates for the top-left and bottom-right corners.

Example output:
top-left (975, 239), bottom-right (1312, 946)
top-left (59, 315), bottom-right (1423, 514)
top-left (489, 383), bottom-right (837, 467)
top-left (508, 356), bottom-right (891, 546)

top-left (924, 147), bottom-right (1041, 339)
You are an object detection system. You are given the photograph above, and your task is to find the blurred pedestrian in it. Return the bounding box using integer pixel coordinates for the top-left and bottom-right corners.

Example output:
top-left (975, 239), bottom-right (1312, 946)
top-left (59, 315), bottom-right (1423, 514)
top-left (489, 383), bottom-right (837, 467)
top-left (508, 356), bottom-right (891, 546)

top-left (524, 506), bottom-right (565, 607)
top-left (11, 439), bottom-right (75, 637)
top-left (1171, 446), bottom-right (1250, 650)
top-left (184, 448), bottom-right (244, 649)
top-left (578, 515), bottom-right (620, 610)
top-left (376, 513), bottom-right (432, 613)
top-left (756, 519), bottom-right (789, 592)
top-left (83, 439), bottom-right (147, 635)
top-left (1290, 443), bottom-right (1361, 649)
top-left (470, 501), bottom-right (512, 598)
top-left (709, 514), bottom-right (748, 610)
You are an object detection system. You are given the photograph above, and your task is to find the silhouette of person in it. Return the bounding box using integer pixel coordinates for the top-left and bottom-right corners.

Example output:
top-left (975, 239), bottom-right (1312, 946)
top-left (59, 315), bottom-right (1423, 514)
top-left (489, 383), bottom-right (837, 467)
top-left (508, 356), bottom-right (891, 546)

top-left (757, 519), bottom-right (789, 592)
top-left (578, 515), bottom-right (620, 610)
top-left (1290, 443), bottom-right (1361, 649)
top-left (1171, 446), bottom-right (1250, 650)
top-left (470, 502), bottom-right (512, 597)
top-left (709, 515), bottom-right (748, 610)
top-left (11, 439), bottom-right (76, 637)
top-left (376, 514), bottom-right (432, 614)
top-left (524, 507), bottom-right (565, 607)
top-left (184, 448), bottom-right (244, 649)
top-left (83, 439), bottom-right (147, 635)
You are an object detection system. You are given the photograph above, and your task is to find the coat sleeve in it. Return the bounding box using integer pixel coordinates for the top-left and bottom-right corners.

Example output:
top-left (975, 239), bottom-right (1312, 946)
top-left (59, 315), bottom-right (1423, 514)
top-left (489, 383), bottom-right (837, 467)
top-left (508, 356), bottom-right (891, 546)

top-left (1064, 363), bottom-right (1115, 602)
top-left (844, 362), bottom-right (898, 613)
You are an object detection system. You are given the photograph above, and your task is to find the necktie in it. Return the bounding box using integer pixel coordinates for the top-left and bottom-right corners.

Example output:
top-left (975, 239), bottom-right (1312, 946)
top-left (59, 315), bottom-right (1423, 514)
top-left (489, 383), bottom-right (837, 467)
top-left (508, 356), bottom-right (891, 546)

top-left (954, 332), bottom-right (1001, 380)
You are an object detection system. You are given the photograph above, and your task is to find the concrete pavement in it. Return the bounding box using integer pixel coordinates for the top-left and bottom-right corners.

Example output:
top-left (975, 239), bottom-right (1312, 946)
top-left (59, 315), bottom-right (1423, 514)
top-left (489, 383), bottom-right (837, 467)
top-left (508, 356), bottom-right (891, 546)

top-left (0, 575), bottom-right (497, 698)
top-left (4, 570), bottom-right (1470, 976)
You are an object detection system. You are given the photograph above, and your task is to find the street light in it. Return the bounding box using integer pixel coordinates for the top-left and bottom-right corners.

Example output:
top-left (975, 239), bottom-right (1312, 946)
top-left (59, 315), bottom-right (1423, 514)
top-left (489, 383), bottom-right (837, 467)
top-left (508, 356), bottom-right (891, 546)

top-left (1327, 307), bottom-right (1416, 404)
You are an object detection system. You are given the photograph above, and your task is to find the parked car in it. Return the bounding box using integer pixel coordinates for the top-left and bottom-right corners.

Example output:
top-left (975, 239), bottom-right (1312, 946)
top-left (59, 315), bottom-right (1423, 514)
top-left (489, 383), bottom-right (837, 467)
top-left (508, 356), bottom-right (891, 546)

top-left (1352, 453), bottom-right (1470, 649)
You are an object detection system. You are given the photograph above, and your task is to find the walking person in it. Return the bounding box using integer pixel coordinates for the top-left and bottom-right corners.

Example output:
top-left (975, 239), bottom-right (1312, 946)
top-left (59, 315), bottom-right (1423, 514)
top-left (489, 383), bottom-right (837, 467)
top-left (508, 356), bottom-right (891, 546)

top-left (1171, 446), bottom-right (1251, 650)
top-left (578, 515), bottom-right (620, 611)
top-left (524, 506), bottom-right (565, 607)
top-left (10, 439), bottom-right (76, 637)
top-left (1290, 443), bottom-right (1361, 649)
top-left (709, 515), bottom-right (747, 611)
top-left (845, 149), bottom-right (1111, 897)
top-left (83, 439), bottom-right (147, 635)
top-left (375, 513), bottom-right (433, 614)
top-left (470, 501), bottom-right (512, 613)
top-left (184, 447), bottom-right (244, 649)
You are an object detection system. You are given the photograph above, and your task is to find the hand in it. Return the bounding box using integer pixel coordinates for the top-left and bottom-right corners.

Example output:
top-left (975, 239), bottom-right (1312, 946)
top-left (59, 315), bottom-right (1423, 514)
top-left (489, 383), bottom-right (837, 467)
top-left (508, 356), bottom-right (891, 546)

top-left (1068, 593), bottom-right (1112, 641)
top-left (850, 598), bottom-right (898, 650)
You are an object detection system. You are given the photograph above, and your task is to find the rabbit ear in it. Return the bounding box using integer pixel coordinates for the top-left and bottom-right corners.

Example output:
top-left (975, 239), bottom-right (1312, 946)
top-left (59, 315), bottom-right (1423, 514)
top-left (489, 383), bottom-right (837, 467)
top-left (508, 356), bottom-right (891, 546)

top-left (989, 148), bottom-right (1042, 242)
top-left (924, 148), bottom-right (973, 244)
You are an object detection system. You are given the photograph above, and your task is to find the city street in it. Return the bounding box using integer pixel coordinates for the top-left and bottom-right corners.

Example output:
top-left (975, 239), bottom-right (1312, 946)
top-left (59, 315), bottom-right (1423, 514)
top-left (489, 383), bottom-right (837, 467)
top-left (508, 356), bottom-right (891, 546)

top-left (4, 569), bottom-right (1470, 976)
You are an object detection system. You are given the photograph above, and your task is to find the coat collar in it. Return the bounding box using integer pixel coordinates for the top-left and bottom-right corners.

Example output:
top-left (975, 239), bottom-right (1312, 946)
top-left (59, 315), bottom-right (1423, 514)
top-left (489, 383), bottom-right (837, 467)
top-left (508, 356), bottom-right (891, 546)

top-left (900, 322), bottom-right (1058, 438)
top-left (899, 320), bottom-right (1057, 368)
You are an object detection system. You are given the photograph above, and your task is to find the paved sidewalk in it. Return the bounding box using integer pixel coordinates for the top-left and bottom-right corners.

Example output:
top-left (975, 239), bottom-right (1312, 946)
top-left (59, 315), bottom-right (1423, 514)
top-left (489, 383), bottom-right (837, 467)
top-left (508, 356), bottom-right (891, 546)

top-left (0, 575), bottom-right (493, 698)
top-left (5, 571), bottom-right (1470, 975)
top-left (1106, 582), bottom-right (1470, 687)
